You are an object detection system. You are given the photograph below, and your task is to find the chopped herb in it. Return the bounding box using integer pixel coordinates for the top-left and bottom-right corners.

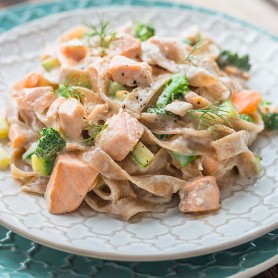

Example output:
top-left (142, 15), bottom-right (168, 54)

top-left (187, 99), bottom-right (232, 133)
top-left (183, 36), bottom-right (208, 66)
top-left (183, 38), bottom-right (193, 46)
top-left (240, 114), bottom-right (255, 123)
top-left (86, 16), bottom-right (116, 51)
top-left (260, 100), bottom-right (272, 107)
top-left (56, 72), bottom-right (91, 101)
top-left (84, 122), bottom-right (108, 146)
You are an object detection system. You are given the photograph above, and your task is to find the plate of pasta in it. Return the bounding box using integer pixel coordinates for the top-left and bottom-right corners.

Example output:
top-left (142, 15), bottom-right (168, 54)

top-left (0, 4), bottom-right (278, 261)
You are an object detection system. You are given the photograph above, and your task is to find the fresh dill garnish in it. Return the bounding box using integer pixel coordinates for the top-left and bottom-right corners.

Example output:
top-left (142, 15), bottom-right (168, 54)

top-left (83, 121), bottom-right (108, 146)
top-left (56, 72), bottom-right (90, 101)
top-left (86, 15), bottom-right (116, 51)
top-left (187, 99), bottom-right (232, 133)
top-left (260, 100), bottom-right (272, 107)
top-left (183, 36), bottom-right (208, 66)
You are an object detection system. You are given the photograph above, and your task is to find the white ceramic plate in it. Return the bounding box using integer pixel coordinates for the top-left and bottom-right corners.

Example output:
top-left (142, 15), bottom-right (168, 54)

top-left (0, 6), bottom-right (278, 261)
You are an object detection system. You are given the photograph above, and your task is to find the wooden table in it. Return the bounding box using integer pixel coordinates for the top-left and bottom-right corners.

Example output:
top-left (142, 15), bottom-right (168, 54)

top-left (0, 0), bottom-right (277, 277)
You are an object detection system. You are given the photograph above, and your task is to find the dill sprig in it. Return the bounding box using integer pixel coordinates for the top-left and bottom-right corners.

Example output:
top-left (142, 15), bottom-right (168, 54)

top-left (187, 99), bottom-right (232, 133)
top-left (86, 16), bottom-right (116, 51)
top-left (83, 121), bottom-right (108, 146)
top-left (183, 36), bottom-right (208, 66)
top-left (56, 72), bottom-right (90, 101)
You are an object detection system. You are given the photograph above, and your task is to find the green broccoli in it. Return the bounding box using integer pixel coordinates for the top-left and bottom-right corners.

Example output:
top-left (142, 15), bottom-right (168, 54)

top-left (240, 114), bottom-right (255, 123)
top-left (35, 128), bottom-right (66, 158)
top-left (32, 128), bottom-right (66, 176)
top-left (217, 50), bottom-right (251, 71)
top-left (146, 107), bottom-right (177, 118)
top-left (135, 23), bottom-right (155, 41)
top-left (156, 74), bottom-right (189, 108)
top-left (262, 113), bottom-right (278, 130)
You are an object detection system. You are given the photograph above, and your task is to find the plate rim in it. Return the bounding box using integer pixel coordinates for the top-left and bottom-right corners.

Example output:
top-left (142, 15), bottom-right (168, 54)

top-left (1, 0), bottom-right (277, 42)
top-left (0, 0), bottom-right (278, 263)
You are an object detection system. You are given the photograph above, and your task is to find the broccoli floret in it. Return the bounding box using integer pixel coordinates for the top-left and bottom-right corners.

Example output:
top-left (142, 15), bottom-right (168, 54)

top-left (135, 23), bottom-right (155, 41)
top-left (156, 74), bottom-right (189, 108)
top-left (147, 107), bottom-right (177, 118)
top-left (217, 50), bottom-right (251, 71)
top-left (35, 128), bottom-right (66, 158)
top-left (240, 114), bottom-right (255, 123)
top-left (262, 113), bottom-right (278, 130)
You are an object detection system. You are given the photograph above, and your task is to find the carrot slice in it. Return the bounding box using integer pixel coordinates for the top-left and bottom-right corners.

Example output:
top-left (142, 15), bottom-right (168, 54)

top-left (231, 90), bottom-right (262, 115)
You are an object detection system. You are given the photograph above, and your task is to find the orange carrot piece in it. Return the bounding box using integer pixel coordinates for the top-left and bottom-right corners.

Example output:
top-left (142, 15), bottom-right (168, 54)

top-left (231, 90), bottom-right (262, 115)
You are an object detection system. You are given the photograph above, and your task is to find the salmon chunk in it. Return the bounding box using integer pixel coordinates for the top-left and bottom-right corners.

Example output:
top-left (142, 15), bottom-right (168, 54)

top-left (95, 109), bottom-right (144, 161)
top-left (14, 73), bottom-right (50, 89)
top-left (179, 176), bottom-right (220, 213)
top-left (149, 37), bottom-right (189, 63)
top-left (107, 34), bottom-right (141, 58)
top-left (15, 86), bottom-right (56, 113)
top-left (9, 123), bottom-right (28, 148)
top-left (58, 98), bottom-right (85, 139)
top-left (59, 39), bottom-right (88, 61)
top-left (45, 153), bottom-right (98, 214)
top-left (109, 55), bottom-right (152, 87)
top-left (46, 97), bottom-right (67, 130)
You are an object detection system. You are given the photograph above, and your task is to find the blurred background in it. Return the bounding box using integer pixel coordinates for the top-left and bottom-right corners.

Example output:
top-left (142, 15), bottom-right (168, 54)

top-left (1, 0), bottom-right (278, 35)
top-left (0, 0), bottom-right (278, 35)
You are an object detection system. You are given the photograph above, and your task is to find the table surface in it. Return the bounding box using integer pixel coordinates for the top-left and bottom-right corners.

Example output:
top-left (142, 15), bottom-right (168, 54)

top-left (0, 0), bottom-right (277, 277)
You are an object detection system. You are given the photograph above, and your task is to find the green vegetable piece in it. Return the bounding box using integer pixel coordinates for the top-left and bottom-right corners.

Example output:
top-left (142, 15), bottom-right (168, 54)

top-left (260, 100), bottom-right (272, 107)
top-left (108, 81), bottom-right (125, 97)
top-left (183, 38), bottom-right (193, 45)
top-left (155, 134), bottom-right (173, 140)
top-left (31, 154), bottom-right (56, 176)
top-left (171, 151), bottom-right (196, 168)
top-left (22, 142), bottom-right (38, 164)
top-left (217, 50), bottom-right (251, 71)
top-left (32, 128), bottom-right (65, 176)
top-left (135, 23), bottom-right (155, 41)
top-left (42, 57), bottom-right (60, 72)
top-left (255, 156), bottom-right (261, 174)
top-left (240, 114), bottom-right (255, 123)
top-left (262, 113), bottom-right (278, 130)
top-left (218, 99), bottom-right (239, 120)
top-left (35, 128), bottom-right (66, 158)
top-left (131, 142), bottom-right (154, 167)
top-left (156, 74), bottom-right (189, 108)
top-left (147, 107), bottom-right (177, 118)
